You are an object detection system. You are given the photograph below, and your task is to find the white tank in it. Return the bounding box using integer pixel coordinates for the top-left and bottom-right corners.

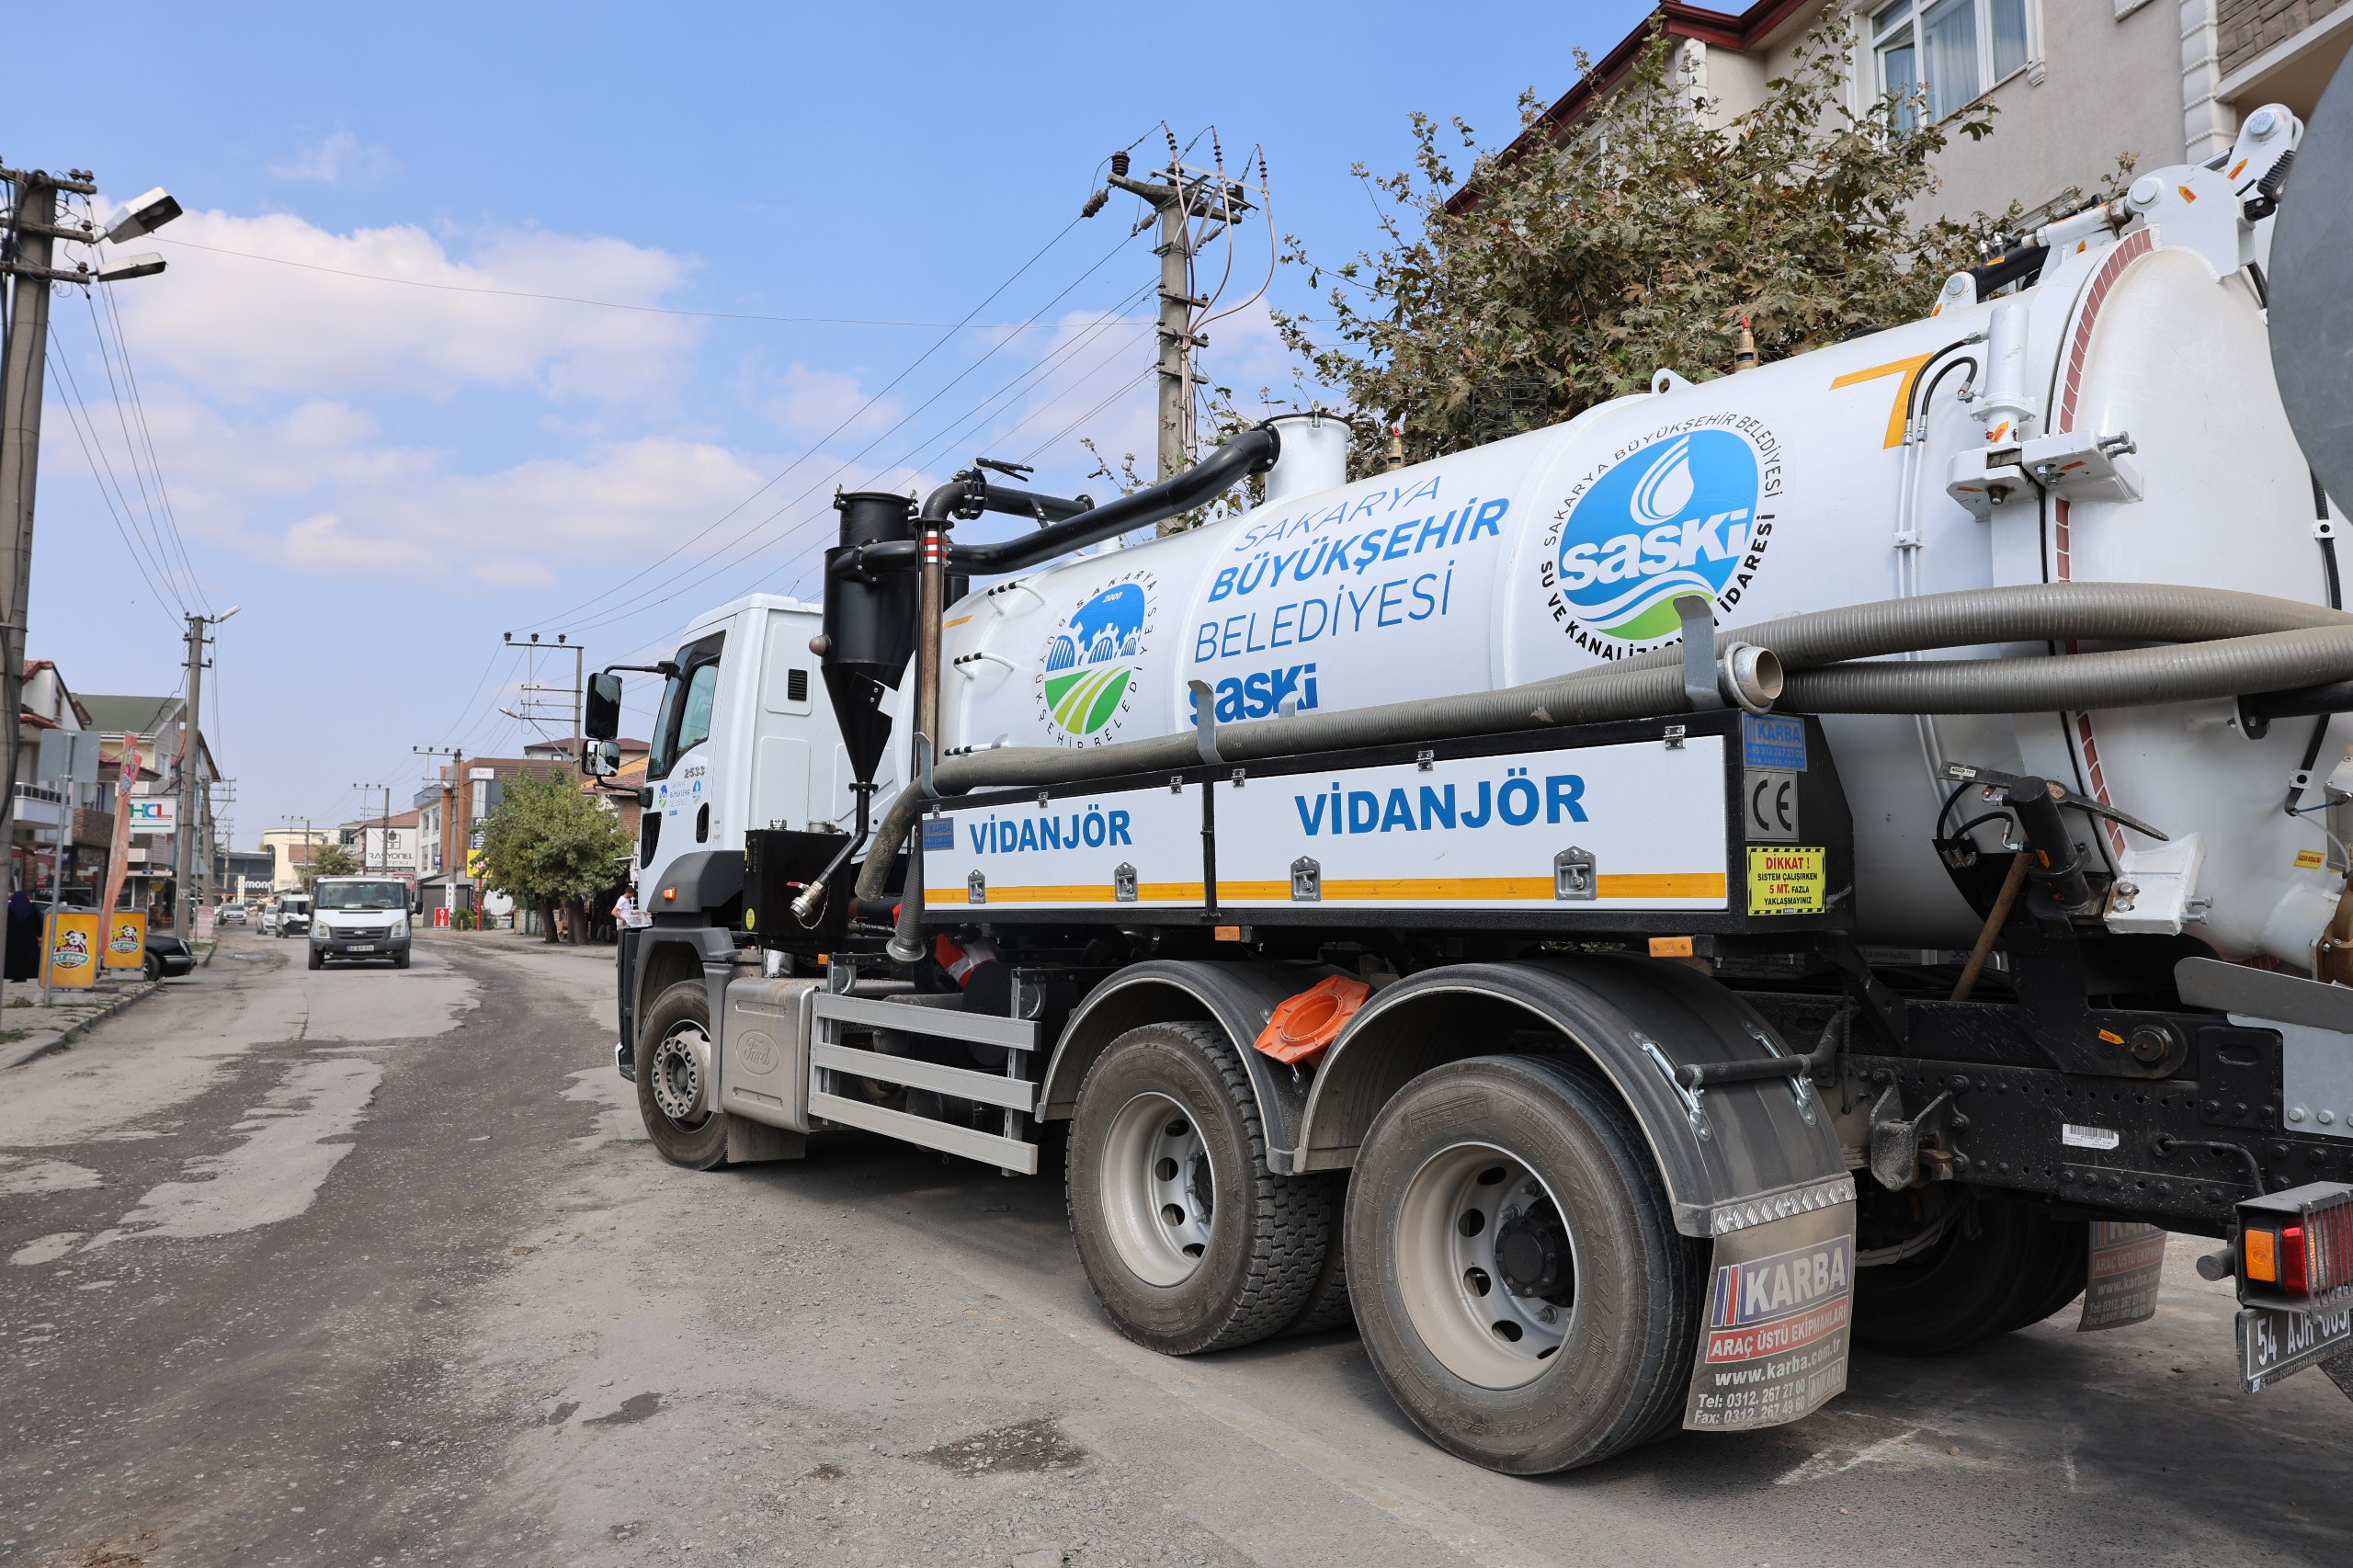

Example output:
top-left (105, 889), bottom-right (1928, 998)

top-left (938, 153), bottom-right (2343, 968)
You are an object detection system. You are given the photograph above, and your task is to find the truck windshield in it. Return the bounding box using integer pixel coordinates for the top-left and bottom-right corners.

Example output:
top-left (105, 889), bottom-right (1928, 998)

top-left (648, 631), bottom-right (724, 781)
top-left (316, 881), bottom-right (405, 911)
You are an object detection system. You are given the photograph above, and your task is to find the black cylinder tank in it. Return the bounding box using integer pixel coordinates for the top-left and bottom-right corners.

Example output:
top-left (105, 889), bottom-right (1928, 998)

top-left (823, 491), bottom-right (917, 787)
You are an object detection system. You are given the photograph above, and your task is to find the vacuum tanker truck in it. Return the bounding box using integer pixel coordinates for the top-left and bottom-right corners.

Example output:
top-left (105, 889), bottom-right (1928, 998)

top-left (582, 78), bottom-right (2353, 1474)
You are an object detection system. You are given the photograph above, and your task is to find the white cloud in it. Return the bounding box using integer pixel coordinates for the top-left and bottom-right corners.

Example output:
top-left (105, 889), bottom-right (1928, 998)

top-left (759, 363), bottom-right (903, 441)
top-left (269, 131), bottom-right (402, 185)
top-left (114, 209), bottom-right (699, 402)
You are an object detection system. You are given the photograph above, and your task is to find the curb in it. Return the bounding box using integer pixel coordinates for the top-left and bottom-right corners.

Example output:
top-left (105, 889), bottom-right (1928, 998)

top-left (2, 979), bottom-right (165, 1071)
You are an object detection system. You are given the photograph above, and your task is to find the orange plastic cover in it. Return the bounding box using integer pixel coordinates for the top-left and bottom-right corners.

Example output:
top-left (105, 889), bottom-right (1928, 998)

top-left (1252, 975), bottom-right (1370, 1068)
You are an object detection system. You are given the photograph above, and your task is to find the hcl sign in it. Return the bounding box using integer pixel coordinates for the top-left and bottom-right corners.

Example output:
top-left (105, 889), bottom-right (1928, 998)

top-left (126, 798), bottom-right (176, 835)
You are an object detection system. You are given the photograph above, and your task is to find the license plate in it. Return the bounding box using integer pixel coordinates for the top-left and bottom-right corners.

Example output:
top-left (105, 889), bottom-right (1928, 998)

top-left (348, 943), bottom-right (376, 953)
top-left (2237, 1301), bottom-right (2353, 1390)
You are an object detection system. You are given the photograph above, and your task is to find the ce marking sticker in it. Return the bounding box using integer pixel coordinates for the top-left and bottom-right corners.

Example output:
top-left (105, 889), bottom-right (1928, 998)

top-left (1745, 768), bottom-right (1800, 842)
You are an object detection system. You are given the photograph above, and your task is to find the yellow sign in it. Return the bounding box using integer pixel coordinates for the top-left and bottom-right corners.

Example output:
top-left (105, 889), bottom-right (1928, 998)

top-left (101, 910), bottom-right (148, 970)
top-left (2295, 848), bottom-right (2327, 870)
top-left (466, 848), bottom-right (486, 879)
top-left (1747, 846), bottom-right (1826, 916)
top-left (44, 911), bottom-right (102, 988)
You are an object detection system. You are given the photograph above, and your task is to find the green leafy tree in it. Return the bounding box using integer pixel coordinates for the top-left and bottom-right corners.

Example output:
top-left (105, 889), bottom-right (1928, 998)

top-left (475, 774), bottom-right (632, 941)
top-left (300, 842), bottom-right (360, 889)
top-left (1274, 19), bottom-right (2062, 472)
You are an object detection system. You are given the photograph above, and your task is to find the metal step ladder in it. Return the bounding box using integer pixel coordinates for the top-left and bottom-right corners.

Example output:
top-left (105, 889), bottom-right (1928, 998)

top-left (807, 984), bottom-right (1040, 1174)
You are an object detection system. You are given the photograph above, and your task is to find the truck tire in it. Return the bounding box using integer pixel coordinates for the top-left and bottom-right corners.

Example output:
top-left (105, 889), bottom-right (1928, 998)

top-left (307, 948), bottom-right (323, 971)
top-left (636, 978), bottom-right (731, 1171)
top-left (1066, 1020), bottom-right (1332, 1355)
top-left (1853, 1193), bottom-right (2083, 1355)
top-left (1346, 1055), bottom-right (1701, 1475)
top-left (1282, 1177), bottom-right (1357, 1337)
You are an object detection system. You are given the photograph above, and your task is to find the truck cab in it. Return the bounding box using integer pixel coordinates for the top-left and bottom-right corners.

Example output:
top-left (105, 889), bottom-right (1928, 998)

top-left (632, 592), bottom-right (900, 903)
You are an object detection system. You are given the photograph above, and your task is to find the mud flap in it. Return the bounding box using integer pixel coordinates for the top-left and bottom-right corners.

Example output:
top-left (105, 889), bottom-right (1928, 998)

top-left (1684, 1199), bottom-right (1856, 1432)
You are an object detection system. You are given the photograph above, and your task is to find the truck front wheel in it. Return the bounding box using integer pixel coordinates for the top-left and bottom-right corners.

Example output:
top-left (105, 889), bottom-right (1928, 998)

top-left (1347, 1055), bottom-right (1700, 1475)
top-left (1066, 1021), bottom-right (1334, 1355)
top-left (636, 978), bottom-right (730, 1170)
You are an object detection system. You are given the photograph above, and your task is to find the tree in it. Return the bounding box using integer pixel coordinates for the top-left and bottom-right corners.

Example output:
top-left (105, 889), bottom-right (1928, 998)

top-left (473, 775), bottom-right (632, 942)
top-left (300, 842), bottom-right (359, 889)
top-left (1275, 19), bottom-right (2057, 471)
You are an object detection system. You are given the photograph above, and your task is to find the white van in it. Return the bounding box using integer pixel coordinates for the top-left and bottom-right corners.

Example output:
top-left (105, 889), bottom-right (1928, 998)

top-left (306, 879), bottom-right (409, 969)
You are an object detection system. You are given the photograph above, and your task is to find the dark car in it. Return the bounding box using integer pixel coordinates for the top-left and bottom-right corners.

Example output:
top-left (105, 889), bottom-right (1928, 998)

top-left (144, 933), bottom-right (196, 982)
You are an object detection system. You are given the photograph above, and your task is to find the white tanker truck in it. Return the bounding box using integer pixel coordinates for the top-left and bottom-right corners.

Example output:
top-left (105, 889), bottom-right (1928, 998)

top-left (582, 80), bottom-right (2353, 1474)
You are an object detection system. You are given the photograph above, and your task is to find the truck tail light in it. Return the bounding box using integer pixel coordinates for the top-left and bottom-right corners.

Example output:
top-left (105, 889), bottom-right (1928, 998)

top-left (2237, 1183), bottom-right (2353, 1308)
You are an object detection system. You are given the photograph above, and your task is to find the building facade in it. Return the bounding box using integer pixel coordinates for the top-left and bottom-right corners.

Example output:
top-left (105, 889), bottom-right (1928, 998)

top-left (81, 691), bottom-right (220, 921)
top-left (1492, 2), bottom-right (2352, 227)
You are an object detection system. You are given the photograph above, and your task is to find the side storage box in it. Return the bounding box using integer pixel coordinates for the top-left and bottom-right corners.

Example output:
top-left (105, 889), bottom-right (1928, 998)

top-left (721, 976), bottom-right (822, 1132)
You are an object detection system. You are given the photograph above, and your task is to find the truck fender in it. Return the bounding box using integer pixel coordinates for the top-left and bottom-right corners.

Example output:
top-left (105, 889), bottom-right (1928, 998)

top-left (1036, 959), bottom-right (1346, 1175)
top-left (630, 926), bottom-right (740, 1061)
top-left (1293, 956), bottom-right (1851, 1238)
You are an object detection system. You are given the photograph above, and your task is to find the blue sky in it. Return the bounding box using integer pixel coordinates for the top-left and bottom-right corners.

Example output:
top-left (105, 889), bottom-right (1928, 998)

top-left (13, 0), bottom-right (1652, 845)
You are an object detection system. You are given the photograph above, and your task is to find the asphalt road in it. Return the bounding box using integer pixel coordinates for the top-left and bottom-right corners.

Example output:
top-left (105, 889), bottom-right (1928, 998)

top-left (4, 929), bottom-right (2348, 1567)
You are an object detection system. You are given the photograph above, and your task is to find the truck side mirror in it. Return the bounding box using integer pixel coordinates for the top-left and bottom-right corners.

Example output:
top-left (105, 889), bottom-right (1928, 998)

top-left (585, 672), bottom-right (624, 742)
top-left (584, 739), bottom-right (621, 778)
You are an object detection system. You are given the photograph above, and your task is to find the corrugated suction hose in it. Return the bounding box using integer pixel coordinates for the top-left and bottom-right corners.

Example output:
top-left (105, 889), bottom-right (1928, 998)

top-left (858, 583), bottom-right (2353, 908)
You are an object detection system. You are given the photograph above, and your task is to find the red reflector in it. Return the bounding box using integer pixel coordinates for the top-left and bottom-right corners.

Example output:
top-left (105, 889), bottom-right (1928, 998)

top-left (2283, 1223), bottom-right (2310, 1295)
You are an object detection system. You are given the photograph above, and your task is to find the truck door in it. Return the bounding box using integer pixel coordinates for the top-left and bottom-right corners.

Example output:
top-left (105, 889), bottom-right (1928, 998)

top-left (641, 629), bottom-right (727, 893)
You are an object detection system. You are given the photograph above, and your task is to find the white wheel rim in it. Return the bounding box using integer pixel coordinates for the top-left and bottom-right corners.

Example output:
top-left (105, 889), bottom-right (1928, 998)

top-left (650, 1022), bottom-right (711, 1128)
top-left (1393, 1142), bottom-right (1576, 1389)
top-left (1097, 1092), bottom-right (1213, 1288)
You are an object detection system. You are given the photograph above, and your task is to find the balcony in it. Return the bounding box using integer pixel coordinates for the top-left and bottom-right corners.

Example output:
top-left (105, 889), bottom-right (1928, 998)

top-left (12, 781), bottom-right (64, 829)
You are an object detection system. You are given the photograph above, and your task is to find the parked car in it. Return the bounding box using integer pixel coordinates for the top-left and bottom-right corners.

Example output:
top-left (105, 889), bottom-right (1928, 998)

top-left (259, 904), bottom-right (281, 935)
top-left (143, 933), bottom-right (195, 982)
top-left (216, 903), bottom-right (247, 926)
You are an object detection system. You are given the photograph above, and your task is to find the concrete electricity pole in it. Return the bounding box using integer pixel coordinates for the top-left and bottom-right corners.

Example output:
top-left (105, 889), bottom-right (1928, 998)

top-left (414, 745), bottom-right (464, 913)
top-left (504, 631), bottom-right (584, 762)
top-left (1086, 142), bottom-right (1255, 491)
top-left (351, 782), bottom-right (391, 873)
top-left (0, 167), bottom-right (178, 896)
top-left (174, 606), bottom-right (235, 930)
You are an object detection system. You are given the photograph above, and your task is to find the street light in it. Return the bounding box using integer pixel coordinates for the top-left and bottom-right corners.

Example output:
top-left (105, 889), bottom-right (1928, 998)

top-left (96, 254), bottom-right (165, 282)
top-left (103, 187), bottom-right (182, 244)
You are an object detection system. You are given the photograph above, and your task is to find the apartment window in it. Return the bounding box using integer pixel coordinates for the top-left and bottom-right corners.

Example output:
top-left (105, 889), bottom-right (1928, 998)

top-left (1873, 0), bottom-right (2031, 129)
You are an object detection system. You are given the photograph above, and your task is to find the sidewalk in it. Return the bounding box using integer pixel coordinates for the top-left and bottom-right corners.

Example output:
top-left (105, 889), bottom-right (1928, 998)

top-left (0, 977), bottom-right (166, 1070)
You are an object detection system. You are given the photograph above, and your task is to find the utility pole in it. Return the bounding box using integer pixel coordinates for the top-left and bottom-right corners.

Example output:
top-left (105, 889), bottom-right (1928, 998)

top-left (1087, 141), bottom-right (1255, 491)
top-left (350, 781), bottom-right (390, 872)
top-left (414, 745), bottom-right (464, 914)
top-left (0, 167), bottom-right (179, 897)
top-left (505, 631), bottom-right (584, 762)
top-left (173, 606), bottom-right (236, 931)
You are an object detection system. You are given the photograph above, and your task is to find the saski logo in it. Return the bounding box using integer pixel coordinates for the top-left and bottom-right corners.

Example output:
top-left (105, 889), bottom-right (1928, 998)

top-left (1556, 429), bottom-right (1762, 642)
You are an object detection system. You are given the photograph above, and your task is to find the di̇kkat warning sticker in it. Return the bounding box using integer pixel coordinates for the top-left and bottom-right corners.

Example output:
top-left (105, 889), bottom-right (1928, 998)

top-left (1747, 846), bottom-right (1825, 915)
top-left (1685, 1201), bottom-right (1855, 1431)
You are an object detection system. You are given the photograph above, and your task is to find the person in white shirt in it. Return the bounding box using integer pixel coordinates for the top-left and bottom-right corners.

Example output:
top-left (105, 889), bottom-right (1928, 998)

top-left (611, 889), bottom-right (643, 929)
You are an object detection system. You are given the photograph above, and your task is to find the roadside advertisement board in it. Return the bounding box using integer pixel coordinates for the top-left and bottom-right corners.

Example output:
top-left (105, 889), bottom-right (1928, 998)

top-left (44, 911), bottom-right (102, 989)
top-left (101, 910), bottom-right (147, 970)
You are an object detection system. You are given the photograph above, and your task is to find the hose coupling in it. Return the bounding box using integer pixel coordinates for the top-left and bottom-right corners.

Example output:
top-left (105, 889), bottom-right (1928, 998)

top-left (1721, 643), bottom-right (1782, 715)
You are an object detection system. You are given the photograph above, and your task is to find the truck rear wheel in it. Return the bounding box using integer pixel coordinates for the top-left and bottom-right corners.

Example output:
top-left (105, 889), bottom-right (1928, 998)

top-left (1347, 1055), bottom-right (1700, 1475)
top-left (1853, 1189), bottom-right (2086, 1354)
top-left (637, 978), bottom-right (731, 1171)
top-left (1066, 1021), bottom-right (1332, 1355)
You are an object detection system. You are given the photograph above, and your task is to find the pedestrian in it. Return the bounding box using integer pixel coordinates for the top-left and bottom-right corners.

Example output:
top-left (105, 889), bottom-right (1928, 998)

top-left (611, 887), bottom-right (640, 929)
top-left (5, 888), bottom-right (38, 982)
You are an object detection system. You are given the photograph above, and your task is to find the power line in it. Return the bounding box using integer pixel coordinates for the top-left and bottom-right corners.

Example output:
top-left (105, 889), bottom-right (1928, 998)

top-left (531, 214), bottom-right (1115, 629)
top-left (89, 267), bottom-right (210, 612)
top-left (563, 232), bottom-right (1153, 636)
top-left (42, 344), bottom-right (186, 622)
top-left (76, 286), bottom-right (205, 613)
top-left (142, 232), bottom-right (1161, 334)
